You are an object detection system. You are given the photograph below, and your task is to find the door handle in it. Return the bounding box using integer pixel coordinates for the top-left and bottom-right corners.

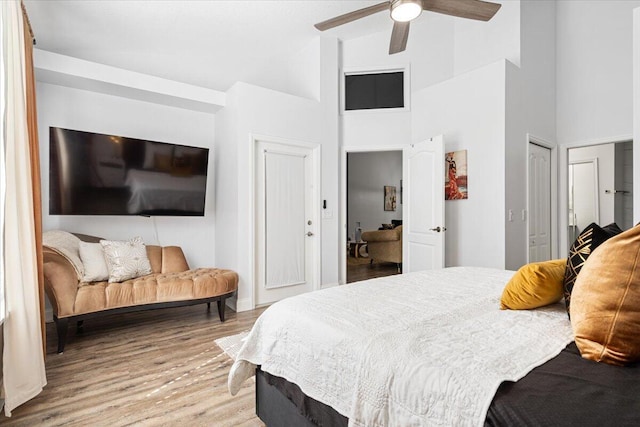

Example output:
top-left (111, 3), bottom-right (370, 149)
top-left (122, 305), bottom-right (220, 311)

top-left (306, 232), bottom-right (314, 236)
top-left (429, 226), bottom-right (446, 233)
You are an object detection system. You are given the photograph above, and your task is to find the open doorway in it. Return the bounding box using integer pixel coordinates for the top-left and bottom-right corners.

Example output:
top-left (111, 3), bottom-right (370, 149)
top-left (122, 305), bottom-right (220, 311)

top-left (567, 140), bottom-right (633, 248)
top-left (346, 150), bottom-right (403, 283)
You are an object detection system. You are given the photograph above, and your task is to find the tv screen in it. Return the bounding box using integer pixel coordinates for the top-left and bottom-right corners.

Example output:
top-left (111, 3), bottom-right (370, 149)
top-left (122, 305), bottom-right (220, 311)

top-left (49, 127), bottom-right (209, 216)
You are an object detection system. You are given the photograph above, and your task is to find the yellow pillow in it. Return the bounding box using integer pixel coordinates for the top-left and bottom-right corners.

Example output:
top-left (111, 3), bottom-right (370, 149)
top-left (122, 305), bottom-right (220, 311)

top-left (500, 259), bottom-right (566, 310)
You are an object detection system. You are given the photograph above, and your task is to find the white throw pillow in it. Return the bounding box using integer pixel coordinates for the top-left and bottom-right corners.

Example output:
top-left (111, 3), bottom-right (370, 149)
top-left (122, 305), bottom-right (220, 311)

top-left (78, 241), bottom-right (109, 282)
top-left (100, 237), bottom-right (152, 283)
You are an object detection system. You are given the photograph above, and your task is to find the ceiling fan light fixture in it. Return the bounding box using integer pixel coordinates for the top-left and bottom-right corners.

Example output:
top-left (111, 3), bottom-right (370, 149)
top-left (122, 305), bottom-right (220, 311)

top-left (390, 0), bottom-right (422, 22)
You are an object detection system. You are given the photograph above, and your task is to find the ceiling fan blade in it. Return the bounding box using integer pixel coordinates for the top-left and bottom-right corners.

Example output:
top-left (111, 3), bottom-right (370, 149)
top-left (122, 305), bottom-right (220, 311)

top-left (422, 0), bottom-right (501, 21)
top-left (389, 21), bottom-right (410, 54)
top-left (315, 1), bottom-right (389, 31)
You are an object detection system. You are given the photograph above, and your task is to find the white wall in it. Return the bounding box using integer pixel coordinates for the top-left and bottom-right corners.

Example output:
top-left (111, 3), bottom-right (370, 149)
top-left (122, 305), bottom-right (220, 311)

top-left (319, 37), bottom-right (341, 288)
top-left (413, 61), bottom-right (507, 269)
top-left (340, 15), bottom-right (456, 152)
top-left (215, 82), bottom-right (330, 311)
top-left (454, 0), bottom-right (520, 74)
top-left (245, 37), bottom-right (321, 102)
top-left (520, 0), bottom-right (556, 144)
top-left (341, 15), bottom-right (456, 92)
top-left (504, 62), bottom-right (526, 270)
top-left (557, 0), bottom-right (640, 144)
top-left (556, 1), bottom-right (640, 255)
top-left (503, 1), bottom-right (557, 268)
top-left (37, 82), bottom-right (217, 269)
top-left (212, 85), bottom-right (240, 278)
top-left (347, 151), bottom-right (403, 236)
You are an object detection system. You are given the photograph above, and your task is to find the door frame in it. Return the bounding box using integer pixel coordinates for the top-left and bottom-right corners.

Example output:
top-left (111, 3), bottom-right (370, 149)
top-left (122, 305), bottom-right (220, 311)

top-left (340, 145), bottom-right (405, 285)
top-left (526, 135), bottom-right (557, 262)
top-left (558, 134), bottom-right (633, 257)
top-left (250, 134), bottom-right (321, 308)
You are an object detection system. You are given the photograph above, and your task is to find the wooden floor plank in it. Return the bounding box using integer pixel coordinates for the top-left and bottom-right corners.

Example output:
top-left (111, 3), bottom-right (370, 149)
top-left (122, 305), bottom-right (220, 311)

top-left (346, 257), bottom-right (400, 283)
top-left (3, 266), bottom-right (397, 426)
top-left (1, 305), bottom-right (266, 426)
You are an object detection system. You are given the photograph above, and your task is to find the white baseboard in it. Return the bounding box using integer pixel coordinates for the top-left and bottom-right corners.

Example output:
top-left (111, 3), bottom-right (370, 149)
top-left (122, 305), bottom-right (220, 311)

top-left (226, 296), bottom-right (237, 312)
top-left (320, 282), bottom-right (339, 289)
top-left (235, 297), bottom-right (253, 312)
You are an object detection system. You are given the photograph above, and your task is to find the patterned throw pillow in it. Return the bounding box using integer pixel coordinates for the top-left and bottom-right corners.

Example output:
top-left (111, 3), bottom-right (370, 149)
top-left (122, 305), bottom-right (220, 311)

top-left (563, 222), bottom-right (622, 316)
top-left (100, 237), bottom-right (152, 283)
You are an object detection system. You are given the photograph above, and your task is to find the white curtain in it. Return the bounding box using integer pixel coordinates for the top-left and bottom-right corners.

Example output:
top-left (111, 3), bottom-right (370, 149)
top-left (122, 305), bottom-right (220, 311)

top-left (1, 0), bottom-right (47, 416)
top-left (265, 151), bottom-right (306, 288)
top-left (0, 0), bottom-right (6, 326)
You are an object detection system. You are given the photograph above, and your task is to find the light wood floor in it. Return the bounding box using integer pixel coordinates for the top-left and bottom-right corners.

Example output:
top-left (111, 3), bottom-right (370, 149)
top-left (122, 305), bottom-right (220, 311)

top-left (1, 304), bottom-right (267, 426)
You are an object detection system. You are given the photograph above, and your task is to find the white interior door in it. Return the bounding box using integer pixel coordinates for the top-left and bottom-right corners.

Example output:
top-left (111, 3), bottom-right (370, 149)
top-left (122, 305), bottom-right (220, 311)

top-left (402, 136), bottom-right (445, 272)
top-left (568, 159), bottom-right (600, 245)
top-left (255, 140), bottom-right (319, 306)
top-left (529, 143), bottom-right (552, 262)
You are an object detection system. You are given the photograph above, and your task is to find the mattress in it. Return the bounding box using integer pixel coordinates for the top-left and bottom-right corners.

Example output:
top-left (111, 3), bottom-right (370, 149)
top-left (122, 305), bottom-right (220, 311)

top-left (229, 267), bottom-right (575, 426)
top-left (258, 342), bottom-right (640, 427)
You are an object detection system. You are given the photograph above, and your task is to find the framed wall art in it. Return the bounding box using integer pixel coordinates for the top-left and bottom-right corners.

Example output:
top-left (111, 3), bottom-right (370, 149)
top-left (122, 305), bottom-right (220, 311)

top-left (384, 185), bottom-right (397, 211)
top-left (445, 150), bottom-right (468, 200)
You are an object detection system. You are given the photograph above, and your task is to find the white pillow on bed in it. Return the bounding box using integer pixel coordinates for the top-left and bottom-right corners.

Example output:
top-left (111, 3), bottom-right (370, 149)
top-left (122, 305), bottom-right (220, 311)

top-left (79, 241), bottom-right (110, 282)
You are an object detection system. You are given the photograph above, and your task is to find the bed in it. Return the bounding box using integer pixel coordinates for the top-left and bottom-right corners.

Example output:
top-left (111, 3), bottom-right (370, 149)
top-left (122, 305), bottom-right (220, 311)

top-left (228, 267), bottom-right (640, 426)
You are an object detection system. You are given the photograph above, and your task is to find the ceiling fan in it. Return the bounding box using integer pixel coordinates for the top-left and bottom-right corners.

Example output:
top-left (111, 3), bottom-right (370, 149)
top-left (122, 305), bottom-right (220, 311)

top-left (314, 0), bottom-right (502, 55)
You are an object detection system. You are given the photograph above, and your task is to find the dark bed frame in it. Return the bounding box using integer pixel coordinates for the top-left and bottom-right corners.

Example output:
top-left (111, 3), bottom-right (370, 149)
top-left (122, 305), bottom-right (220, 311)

top-left (255, 367), bottom-right (347, 427)
top-left (255, 342), bottom-right (640, 426)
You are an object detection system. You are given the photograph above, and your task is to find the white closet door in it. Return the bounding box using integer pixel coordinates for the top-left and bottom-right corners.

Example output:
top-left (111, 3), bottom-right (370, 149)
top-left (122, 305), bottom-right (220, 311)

top-left (264, 151), bottom-right (306, 288)
top-left (255, 139), bottom-right (319, 306)
top-left (529, 143), bottom-right (552, 262)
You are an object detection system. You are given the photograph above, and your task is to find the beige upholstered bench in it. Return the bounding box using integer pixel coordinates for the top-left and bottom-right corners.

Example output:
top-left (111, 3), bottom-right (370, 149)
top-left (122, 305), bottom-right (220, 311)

top-left (43, 234), bottom-right (237, 353)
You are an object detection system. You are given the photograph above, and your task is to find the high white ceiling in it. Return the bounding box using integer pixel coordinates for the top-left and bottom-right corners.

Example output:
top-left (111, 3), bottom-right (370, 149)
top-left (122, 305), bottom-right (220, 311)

top-left (23, 0), bottom-right (392, 92)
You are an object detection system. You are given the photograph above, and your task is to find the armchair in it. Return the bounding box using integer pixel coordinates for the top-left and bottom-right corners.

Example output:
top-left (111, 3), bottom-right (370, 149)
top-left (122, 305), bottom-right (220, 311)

top-left (361, 225), bottom-right (402, 272)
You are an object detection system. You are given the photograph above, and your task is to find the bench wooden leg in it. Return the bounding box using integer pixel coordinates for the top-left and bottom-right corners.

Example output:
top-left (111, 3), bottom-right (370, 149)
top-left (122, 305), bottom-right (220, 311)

top-left (54, 316), bottom-right (69, 354)
top-left (77, 320), bottom-right (84, 333)
top-left (217, 297), bottom-right (226, 322)
top-left (207, 302), bottom-right (211, 312)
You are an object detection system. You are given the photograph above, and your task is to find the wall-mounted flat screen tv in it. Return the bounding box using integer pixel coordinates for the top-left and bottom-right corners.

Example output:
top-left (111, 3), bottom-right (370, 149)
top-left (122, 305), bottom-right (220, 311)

top-left (49, 127), bottom-right (209, 216)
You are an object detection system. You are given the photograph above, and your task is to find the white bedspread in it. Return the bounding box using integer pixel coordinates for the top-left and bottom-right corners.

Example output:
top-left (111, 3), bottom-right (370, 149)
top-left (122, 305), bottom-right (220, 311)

top-left (228, 267), bottom-right (574, 427)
